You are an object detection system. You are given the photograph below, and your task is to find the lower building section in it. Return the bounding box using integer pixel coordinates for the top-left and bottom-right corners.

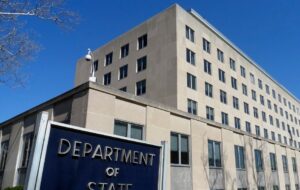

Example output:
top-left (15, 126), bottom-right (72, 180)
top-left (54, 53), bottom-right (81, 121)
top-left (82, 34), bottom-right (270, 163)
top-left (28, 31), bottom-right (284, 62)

top-left (0, 82), bottom-right (300, 190)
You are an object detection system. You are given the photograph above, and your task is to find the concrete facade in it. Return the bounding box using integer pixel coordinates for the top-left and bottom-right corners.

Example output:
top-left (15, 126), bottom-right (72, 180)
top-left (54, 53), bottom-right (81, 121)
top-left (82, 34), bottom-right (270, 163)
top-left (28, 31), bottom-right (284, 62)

top-left (0, 3), bottom-right (300, 190)
top-left (0, 83), bottom-right (299, 190)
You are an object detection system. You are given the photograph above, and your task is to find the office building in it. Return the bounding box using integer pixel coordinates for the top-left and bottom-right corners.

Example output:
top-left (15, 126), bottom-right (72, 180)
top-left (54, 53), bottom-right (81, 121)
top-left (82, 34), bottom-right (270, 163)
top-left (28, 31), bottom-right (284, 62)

top-left (1, 4), bottom-right (300, 190)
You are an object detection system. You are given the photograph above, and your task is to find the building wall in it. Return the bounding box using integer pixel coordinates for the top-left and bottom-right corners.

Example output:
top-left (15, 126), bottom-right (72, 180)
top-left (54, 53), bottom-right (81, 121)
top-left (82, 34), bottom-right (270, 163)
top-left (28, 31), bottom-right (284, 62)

top-left (75, 4), bottom-right (178, 108)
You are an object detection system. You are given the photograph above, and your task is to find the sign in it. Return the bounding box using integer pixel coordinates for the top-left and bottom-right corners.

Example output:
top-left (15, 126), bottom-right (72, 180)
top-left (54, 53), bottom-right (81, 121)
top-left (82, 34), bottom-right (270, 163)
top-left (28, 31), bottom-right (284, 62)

top-left (31, 122), bottom-right (162, 190)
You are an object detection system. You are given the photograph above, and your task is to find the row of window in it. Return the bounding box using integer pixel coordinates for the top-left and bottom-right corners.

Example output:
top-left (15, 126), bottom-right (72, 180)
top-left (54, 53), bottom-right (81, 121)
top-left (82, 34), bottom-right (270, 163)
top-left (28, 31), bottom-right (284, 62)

top-left (171, 134), bottom-right (298, 175)
top-left (100, 34), bottom-right (148, 67)
top-left (187, 58), bottom-right (300, 127)
top-left (103, 56), bottom-right (147, 85)
top-left (185, 25), bottom-right (300, 118)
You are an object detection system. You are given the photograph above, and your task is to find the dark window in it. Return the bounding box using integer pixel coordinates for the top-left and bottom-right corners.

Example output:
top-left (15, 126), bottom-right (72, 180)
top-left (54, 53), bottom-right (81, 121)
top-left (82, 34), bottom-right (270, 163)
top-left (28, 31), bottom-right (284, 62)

top-left (119, 65), bottom-right (128, 80)
top-left (208, 140), bottom-right (222, 167)
top-left (240, 66), bottom-right (246, 78)
top-left (206, 106), bottom-right (214, 121)
top-left (235, 145), bottom-right (245, 169)
top-left (231, 77), bottom-right (237, 90)
top-left (0, 141), bottom-right (9, 171)
top-left (185, 25), bottom-right (195, 42)
top-left (136, 80), bottom-right (146, 95)
top-left (270, 153), bottom-right (277, 171)
top-left (218, 69), bottom-right (226, 83)
top-left (114, 120), bottom-right (143, 140)
top-left (282, 155), bottom-right (288, 173)
top-left (93, 60), bottom-right (99, 71)
top-left (255, 125), bottom-right (260, 136)
top-left (221, 112), bottom-right (229, 125)
top-left (229, 58), bottom-right (236, 71)
top-left (233, 96), bottom-right (239, 110)
top-left (121, 44), bottom-right (129, 58)
top-left (138, 34), bottom-right (147, 49)
top-left (103, 72), bottom-right (111, 85)
top-left (242, 84), bottom-right (248, 96)
top-left (205, 82), bottom-right (213, 97)
top-left (188, 99), bottom-right (197, 115)
top-left (292, 157), bottom-right (297, 172)
top-left (246, 121), bottom-right (251, 133)
top-left (234, 117), bottom-right (241, 129)
top-left (217, 49), bottom-right (224, 62)
top-left (220, 90), bottom-right (227, 104)
top-left (255, 149), bottom-right (263, 172)
top-left (171, 133), bottom-right (189, 165)
top-left (204, 59), bottom-right (212, 75)
top-left (244, 102), bottom-right (249, 114)
top-left (119, 87), bottom-right (127, 92)
top-left (186, 48), bottom-right (195, 65)
top-left (187, 73), bottom-right (197, 90)
top-left (105, 52), bottom-right (113, 66)
top-left (203, 38), bottom-right (210, 53)
top-left (137, 56), bottom-right (147, 72)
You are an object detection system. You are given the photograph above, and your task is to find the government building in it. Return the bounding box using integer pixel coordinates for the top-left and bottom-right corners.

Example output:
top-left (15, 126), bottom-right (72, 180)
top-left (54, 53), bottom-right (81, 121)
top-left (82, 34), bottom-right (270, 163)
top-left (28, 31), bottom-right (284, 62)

top-left (1, 4), bottom-right (300, 190)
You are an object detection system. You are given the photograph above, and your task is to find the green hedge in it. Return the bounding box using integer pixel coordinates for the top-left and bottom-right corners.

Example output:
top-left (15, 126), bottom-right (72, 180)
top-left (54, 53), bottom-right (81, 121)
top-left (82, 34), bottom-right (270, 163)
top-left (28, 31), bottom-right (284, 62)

top-left (4, 186), bottom-right (23, 190)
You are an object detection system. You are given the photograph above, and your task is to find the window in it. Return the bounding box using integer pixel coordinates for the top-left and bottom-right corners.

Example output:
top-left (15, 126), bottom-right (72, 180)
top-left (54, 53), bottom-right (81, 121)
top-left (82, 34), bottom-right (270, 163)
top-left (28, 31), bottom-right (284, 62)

top-left (220, 90), bottom-right (227, 104)
top-left (267, 100), bottom-right (272, 110)
top-left (185, 25), bottom-right (194, 42)
top-left (258, 187), bottom-right (265, 190)
top-left (242, 84), bottom-right (248, 96)
top-left (103, 72), bottom-right (111, 85)
top-left (278, 94), bottom-right (282, 103)
top-left (137, 56), bottom-right (147, 72)
top-left (292, 157), bottom-right (297, 172)
top-left (105, 52), bottom-right (113, 66)
top-left (136, 79), bottom-right (146, 95)
top-left (253, 107), bottom-right (259, 118)
top-left (205, 82), bottom-right (213, 97)
top-left (260, 95), bottom-right (265, 105)
top-left (171, 133), bottom-right (189, 165)
top-left (282, 155), bottom-right (288, 173)
top-left (204, 59), bottom-right (212, 75)
top-left (218, 69), bottom-right (226, 83)
top-left (188, 99), bottom-right (197, 115)
top-left (206, 106), bottom-right (214, 121)
top-left (269, 115), bottom-right (274, 126)
top-left (202, 38), bottom-right (210, 53)
top-left (262, 111), bottom-right (267, 122)
top-left (120, 44), bottom-right (129, 58)
top-left (251, 90), bottom-right (257, 101)
top-left (19, 133), bottom-right (33, 169)
top-left (240, 66), bottom-right (246, 78)
top-left (255, 125), bottom-right (261, 136)
top-left (234, 117), bottom-right (241, 129)
top-left (187, 73), bottom-right (197, 90)
top-left (119, 87), bottom-right (127, 92)
top-left (271, 131), bottom-right (275, 141)
top-left (270, 153), bottom-right (277, 171)
top-left (233, 96), bottom-right (239, 110)
top-left (246, 121), bottom-right (251, 133)
top-left (119, 65), bottom-right (128, 80)
top-left (186, 48), bottom-right (195, 65)
top-left (208, 140), bottom-right (222, 167)
top-left (114, 120), bottom-right (143, 140)
top-left (244, 102), bottom-right (249, 114)
top-left (264, 128), bottom-right (268, 139)
top-left (273, 187), bottom-right (279, 190)
top-left (138, 34), bottom-right (147, 49)
top-left (235, 145), bottom-right (245, 169)
top-left (250, 73), bottom-right (255, 84)
top-left (255, 149), bottom-right (263, 172)
top-left (265, 84), bottom-right (270, 94)
top-left (272, 89), bottom-right (276, 99)
top-left (221, 112), bottom-right (229, 126)
top-left (0, 141), bottom-right (9, 171)
top-left (278, 134), bottom-right (282, 143)
top-left (285, 185), bottom-right (290, 190)
top-left (258, 79), bottom-right (263, 89)
top-left (229, 58), bottom-right (236, 71)
top-left (93, 60), bottom-right (98, 71)
top-left (231, 77), bottom-right (237, 90)
top-left (217, 49), bottom-right (224, 62)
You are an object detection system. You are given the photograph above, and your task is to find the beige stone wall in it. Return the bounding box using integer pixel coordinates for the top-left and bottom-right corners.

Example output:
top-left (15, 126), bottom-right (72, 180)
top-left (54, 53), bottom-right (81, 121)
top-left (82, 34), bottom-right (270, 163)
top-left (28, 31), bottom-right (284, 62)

top-left (84, 87), bottom-right (300, 190)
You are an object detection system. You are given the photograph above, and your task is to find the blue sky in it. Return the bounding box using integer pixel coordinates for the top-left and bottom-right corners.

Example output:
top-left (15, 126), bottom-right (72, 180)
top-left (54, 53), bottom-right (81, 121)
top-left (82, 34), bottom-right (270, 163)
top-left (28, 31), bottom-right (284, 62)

top-left (1, 0), bottom-right (300, 122)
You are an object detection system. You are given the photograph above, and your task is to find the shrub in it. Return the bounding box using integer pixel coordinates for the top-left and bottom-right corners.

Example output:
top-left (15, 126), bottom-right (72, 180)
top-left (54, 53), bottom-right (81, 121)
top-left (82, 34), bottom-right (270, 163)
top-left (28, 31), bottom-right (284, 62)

top-left (4, 186), bottom-right (23, 190)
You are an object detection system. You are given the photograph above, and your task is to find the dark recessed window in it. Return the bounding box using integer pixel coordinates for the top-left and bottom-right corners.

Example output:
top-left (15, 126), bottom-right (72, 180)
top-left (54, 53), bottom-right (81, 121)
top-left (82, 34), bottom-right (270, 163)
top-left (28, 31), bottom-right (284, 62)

top-left (136, 80), bottom-right (146, 96)
top-left (137, 56), bottom-right (147, 72)
top-left (138, 34), bottom-right (147, 49)
top-left (105, 52), bottom-right (113, 66)
top-left (119, 65), bottom-right (128, 80)
top-left (121, 44), bottom-right (129, 58)
top-left (103, 72), bottom-right (111, 85)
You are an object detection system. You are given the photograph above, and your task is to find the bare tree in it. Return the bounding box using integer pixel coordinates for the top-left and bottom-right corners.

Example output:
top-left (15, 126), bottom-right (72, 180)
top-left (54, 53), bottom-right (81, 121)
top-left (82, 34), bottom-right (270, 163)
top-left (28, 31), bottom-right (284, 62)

top-left (0, 0), bottom-right (79, 86)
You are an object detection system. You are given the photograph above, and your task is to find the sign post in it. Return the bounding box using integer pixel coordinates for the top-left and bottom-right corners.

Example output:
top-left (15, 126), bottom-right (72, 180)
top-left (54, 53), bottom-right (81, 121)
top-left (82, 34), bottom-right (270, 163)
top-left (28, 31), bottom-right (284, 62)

top-left (25, 121), bottom-right (163, 190)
